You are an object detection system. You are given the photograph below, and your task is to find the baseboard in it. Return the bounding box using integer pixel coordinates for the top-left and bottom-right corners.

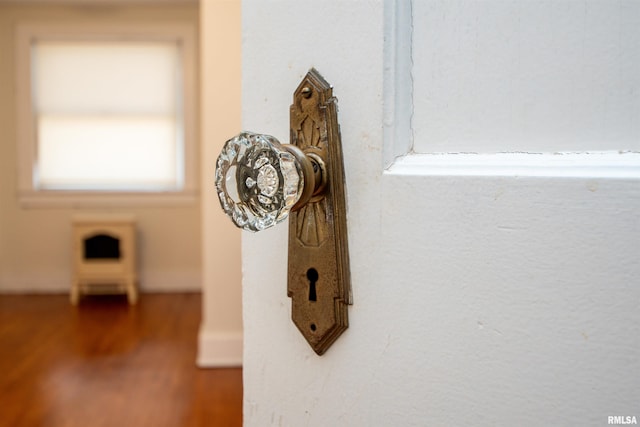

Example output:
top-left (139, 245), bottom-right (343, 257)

top-left (0, 273), bottom-right (69, 293)
top-left (0, 271), bottom-right (201, 293)
top-left (196, 329), bottom-right (243, 367)
top-left (139, 271), bottom-right (201, 292)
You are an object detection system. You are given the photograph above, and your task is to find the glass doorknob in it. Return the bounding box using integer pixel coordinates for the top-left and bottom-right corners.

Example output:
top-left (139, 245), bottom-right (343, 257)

top-left (215, 131), bottom-right (321, 232)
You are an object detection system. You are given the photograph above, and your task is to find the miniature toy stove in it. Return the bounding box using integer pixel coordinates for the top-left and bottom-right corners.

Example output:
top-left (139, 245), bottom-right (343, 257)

top-left (71, 215), bottom-right (138, 304)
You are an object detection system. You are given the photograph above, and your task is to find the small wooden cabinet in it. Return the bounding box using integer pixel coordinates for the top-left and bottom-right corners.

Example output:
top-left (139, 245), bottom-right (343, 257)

top-left (71, 215), bottom-right (138, 304)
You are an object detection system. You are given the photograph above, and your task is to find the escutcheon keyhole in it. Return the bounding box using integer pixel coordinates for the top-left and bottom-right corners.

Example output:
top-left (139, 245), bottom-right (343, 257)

top-left (307, 268), bottom-right (318, 302)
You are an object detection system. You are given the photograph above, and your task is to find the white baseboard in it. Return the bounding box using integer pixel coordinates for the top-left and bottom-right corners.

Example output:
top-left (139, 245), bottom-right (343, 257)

top-left (139, 271), bottom-right (201, 292)
top-left (197, 329), bottom-right (243, 367)
top-left (0, 271), bottom-right (201, 293)
top-left (0, 273), bottom-right (69, 293)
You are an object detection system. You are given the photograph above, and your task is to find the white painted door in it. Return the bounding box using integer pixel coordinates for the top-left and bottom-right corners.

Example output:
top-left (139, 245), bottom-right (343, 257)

top-left (241, 1), bottom-right (640, 426)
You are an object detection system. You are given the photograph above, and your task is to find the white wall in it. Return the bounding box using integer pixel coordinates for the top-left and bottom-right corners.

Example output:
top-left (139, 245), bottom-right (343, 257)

top-left (242, 1), bottom-right (640, 426)
top-left (0, 4), bottom-right (201, 293)
top-left (197, 0), bottom-right (243, 367)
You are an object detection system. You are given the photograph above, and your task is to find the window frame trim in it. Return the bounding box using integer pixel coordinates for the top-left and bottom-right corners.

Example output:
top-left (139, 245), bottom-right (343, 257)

top-left (16, 21), bottom-right (198, 208)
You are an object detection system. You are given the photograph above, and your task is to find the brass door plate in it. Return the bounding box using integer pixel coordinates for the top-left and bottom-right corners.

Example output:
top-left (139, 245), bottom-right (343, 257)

top-left (287, 69), bottom-right (352, 355)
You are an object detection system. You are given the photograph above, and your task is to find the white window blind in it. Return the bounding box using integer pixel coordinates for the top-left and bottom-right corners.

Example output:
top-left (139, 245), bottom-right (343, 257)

top-left (32, 41), bottom-right (183, 191)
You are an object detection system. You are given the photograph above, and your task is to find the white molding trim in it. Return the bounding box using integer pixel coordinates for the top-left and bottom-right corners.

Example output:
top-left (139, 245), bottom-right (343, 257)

top-left (386, 151), bottom-right (640, 178)
top-left (382, 0), bottom-right (413, 169)
top-left (196, 330), bottom-right (243, 368)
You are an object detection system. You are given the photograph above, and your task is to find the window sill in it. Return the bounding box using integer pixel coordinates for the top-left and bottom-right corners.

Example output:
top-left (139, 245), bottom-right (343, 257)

top-left (19, 190), bottom-right (199, 208)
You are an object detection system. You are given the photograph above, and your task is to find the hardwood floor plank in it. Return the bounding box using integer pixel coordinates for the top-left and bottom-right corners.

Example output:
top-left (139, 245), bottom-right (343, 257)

top-left (0, 293), bottom-right (242, 427)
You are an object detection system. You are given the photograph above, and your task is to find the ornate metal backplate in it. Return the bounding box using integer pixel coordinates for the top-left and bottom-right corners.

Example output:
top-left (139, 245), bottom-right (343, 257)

top-left (287, 69), bottom-right (352, 355)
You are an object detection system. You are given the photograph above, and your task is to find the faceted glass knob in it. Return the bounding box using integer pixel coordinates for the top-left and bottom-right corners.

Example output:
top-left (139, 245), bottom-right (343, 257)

top-left (215, 132), bottom-right (314, 232)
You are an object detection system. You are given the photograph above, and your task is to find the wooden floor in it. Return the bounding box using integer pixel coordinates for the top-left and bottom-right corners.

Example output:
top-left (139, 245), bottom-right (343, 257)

top-left (0, 293), bottom-right (242, 427)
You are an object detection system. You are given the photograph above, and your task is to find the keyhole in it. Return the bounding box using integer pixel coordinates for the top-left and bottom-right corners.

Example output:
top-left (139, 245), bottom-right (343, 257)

top-left (307, 268), bottom-right (318, 302)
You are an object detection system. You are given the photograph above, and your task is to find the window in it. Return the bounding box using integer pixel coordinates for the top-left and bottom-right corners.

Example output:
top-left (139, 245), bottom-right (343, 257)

top-left (16, 23), bottom-right (197, 206)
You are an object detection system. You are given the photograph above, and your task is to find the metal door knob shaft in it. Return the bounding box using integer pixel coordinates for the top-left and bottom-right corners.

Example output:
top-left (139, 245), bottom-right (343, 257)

top-left (215, 131), bottom-right (324, 232)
